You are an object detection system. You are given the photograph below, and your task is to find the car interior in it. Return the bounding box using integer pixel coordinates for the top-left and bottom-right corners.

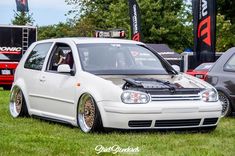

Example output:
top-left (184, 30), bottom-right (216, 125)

top-left (47, 43), bottom-right (75, 72)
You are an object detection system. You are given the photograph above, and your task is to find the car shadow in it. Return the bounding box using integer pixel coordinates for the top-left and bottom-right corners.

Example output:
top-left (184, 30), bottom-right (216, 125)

top-left (102, 127), bottom-right (216, 134)
top-left (29, 115), bottom-right (217, 134)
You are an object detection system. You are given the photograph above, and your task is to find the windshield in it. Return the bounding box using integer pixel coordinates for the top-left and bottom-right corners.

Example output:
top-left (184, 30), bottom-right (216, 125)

top-left (77, 43), bottom-right (175, 75)
top-left (195, 63), bottom-right (213, 71)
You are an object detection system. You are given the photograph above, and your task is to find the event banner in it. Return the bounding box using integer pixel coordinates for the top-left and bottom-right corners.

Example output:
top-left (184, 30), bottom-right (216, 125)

top-left (128, 0), bottom-right (142, 41)
top-left (192, 0), bottom-right (216, 63)
top-left (15, 0), bottom-right (29, 12)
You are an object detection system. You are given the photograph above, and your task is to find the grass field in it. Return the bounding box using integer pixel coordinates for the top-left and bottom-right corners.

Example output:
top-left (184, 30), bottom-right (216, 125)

top-left (0, 89), bottom-right (234, 156)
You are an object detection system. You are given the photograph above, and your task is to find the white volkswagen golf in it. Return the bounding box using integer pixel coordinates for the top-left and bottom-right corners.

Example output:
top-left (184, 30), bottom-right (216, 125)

top-left (10, 38), bottom-right (222, 133)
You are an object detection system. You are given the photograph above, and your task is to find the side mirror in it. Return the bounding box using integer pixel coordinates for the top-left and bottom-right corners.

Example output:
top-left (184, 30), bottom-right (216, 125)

top-left (57, 64), bottom-right (71, 73)
top-left (172, 65), bottom-right (180, 72)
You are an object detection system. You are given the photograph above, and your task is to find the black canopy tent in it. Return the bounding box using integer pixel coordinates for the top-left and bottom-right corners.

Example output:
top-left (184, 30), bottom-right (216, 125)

top-left (146, 44), bottom-right (181, 66)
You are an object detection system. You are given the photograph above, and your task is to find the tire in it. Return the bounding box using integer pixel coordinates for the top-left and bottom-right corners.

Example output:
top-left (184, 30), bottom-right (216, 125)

top-left (218, 91), bottom-right (232, 117)
top-left (9, 87), bottom-right (29, 118)
top-left (77, 93), bottom-right (103, 133)
top-left (3, 85), bottom-right (12, 90)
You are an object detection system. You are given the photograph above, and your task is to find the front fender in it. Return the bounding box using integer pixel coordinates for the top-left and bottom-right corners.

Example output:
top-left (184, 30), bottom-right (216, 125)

top-left (78, 71), bottom-right (123, 102)
top-left (216, 87), bottom-right (235, 111)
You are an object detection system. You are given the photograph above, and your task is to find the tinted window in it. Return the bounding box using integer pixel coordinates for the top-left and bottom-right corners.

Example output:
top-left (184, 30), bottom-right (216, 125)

top-left (24, 43), bottom-right (52, 70)
top-left (194, 63), bottom-right (213, 71)
top-left (77, 43), bottom-right (174, 75)
top-left (224, 54), bottom-right (235, 71)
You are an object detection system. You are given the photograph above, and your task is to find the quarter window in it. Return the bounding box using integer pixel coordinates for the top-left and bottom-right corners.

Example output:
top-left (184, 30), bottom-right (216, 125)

top-left (24, 43), bottom-right (52, 70)
top-left (224, 54), bottom-right (235, 72)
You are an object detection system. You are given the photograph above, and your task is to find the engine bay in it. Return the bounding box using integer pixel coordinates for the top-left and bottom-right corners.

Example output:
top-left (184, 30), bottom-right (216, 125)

top-left (122, 78), bottom-right (203, 95)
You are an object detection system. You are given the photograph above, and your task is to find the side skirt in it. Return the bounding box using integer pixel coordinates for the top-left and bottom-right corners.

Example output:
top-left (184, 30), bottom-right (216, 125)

top-left (32, 115), bottom-right (73, 126)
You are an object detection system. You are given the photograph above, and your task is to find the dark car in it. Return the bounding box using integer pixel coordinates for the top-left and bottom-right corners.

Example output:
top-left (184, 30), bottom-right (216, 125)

top-left (206, 47), bottom-right (235, 116)
top-left (186, 63), bottom-right (213, 80)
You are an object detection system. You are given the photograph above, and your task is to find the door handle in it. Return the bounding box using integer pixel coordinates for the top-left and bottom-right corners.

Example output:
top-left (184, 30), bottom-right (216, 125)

top-left (39, 76), bottom-right (46, 82)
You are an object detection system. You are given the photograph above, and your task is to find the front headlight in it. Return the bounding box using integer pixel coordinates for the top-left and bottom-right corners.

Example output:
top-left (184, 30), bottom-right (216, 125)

top-left (121, 90), bottom-right (150, 104)
top-left (201, 88), bottom-right (218, 102)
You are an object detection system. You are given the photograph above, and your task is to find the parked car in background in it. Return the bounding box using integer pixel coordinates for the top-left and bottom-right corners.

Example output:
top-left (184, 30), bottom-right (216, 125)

top-left (206, 47), bottom-right (235, 117)
top-left (0, 25), bottom-right (37, 90)
top-left (0, 55), bottom-right (17, 90)
top-left (186, 63), bottom-right (213, 80)
top-left (9, 38), bottom-right (221, 133)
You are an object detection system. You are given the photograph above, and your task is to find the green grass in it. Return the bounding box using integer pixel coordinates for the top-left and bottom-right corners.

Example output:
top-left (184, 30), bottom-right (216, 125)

top-left (0, 88), bottom-right (234, 156)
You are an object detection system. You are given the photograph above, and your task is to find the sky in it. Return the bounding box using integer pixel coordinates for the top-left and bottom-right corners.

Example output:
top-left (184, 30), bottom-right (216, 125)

top-left (0, 0), bottom-right (76, 26)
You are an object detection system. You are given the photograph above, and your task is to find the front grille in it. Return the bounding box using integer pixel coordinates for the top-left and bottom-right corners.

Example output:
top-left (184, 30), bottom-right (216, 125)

top-left (151, 94), bottom-right (201, 101)
top-left (128, 120), bottom-right (152, 127)
top-left (147, 88), bottom-right (203, 95)
top-left (203, 118), bottom-right (218, 125)
top-left (155, 119), bottom-right (201, 127)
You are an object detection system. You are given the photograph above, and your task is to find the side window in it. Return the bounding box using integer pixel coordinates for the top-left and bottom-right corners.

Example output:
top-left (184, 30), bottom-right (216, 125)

top-left (224, 54), bottom-right (235, 72)
top-left (47, 43), bottom-right (74, 72)
top-left (24, 43), bottom-right (52, 70)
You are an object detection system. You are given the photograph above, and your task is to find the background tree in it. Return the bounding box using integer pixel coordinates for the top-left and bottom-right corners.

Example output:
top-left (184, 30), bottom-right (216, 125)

top-left (65, 0), bottom-right (192, 52)
top-left (53, 0), bottom-right (234, 52)
top-left (215, 0), bottom-right (235, 51)
top-left (216, 14), bottom-right (234, 52)
top-left (12, 11), bottom-right (34, 25)
top-left (38, 22), bottom-right (75, 40)
top-left (138, 0), bottom-right (192, 52)
top-left (217, 0), bottom-right (235, 24)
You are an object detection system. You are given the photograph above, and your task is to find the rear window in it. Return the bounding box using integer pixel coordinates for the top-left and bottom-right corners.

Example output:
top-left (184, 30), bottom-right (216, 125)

top-left (224, 54), bottom-right (235, 72)
top-left (195, 63), bottom-right (213, 71)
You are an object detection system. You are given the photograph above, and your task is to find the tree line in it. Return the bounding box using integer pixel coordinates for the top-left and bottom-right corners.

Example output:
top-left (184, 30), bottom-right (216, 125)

top-left (12, 0), bottom-right (234, 52)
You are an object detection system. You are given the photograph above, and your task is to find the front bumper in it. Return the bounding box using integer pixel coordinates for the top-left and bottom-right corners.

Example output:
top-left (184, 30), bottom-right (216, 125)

top-left (98, 100), bottom-right (222, 129)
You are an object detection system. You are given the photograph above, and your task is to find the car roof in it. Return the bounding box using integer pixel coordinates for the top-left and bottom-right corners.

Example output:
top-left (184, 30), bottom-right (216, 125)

top-left (200, 62), bottom-right (214, 65)
top-left (37, 37), bottom-right (145, 45)
top-left (227, 47), bottom-right (235, 52)
top-left (225, 47), bottom-right (235, 55)
top-left (216, 47), bottom-right (235, 61)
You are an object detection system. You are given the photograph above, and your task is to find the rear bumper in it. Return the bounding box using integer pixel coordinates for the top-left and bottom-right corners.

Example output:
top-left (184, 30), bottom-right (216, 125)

top-left (0, 62), bottom-right (18, 85)
top-left (0, 75), bottom-right (14, 85)
top-left (98, 100), bottom-right (222, 129)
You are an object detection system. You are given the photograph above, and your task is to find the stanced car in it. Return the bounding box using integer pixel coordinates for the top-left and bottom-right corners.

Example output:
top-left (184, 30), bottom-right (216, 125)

top-left (9, 38), bottom-right (222, 133)
top-left (186, 63), bottom-right (213, 80)
top-left (206, 47), bottom-right (235, 117)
